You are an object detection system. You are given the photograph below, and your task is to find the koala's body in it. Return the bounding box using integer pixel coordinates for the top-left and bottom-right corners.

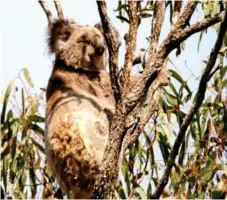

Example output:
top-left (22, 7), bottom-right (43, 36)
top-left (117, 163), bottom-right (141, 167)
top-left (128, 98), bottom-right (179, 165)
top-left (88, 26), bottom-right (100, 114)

top-left (45, 19), bottom-right (114, 198)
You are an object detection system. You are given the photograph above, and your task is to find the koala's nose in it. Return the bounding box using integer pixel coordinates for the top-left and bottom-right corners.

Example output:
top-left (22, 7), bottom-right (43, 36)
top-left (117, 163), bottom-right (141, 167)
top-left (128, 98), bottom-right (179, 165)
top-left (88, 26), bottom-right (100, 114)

top-left (95, 45), bottom-right (105, 56)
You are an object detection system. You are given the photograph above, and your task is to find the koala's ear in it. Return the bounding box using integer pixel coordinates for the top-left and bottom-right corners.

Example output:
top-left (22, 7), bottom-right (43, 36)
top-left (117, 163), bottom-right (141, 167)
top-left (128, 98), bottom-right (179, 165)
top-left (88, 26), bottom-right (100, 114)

top-left (94, 23), bottom-right (104, 35)
top-left (48, 19), bottom-right (72, 53)
top-left (94, 23), bottom-right (120, 44)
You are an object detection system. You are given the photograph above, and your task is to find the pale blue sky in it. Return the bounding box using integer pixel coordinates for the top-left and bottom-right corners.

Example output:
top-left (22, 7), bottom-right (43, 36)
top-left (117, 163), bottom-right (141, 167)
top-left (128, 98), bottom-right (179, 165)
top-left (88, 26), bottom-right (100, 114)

top-left (1, 0), bottom-right (218, 96)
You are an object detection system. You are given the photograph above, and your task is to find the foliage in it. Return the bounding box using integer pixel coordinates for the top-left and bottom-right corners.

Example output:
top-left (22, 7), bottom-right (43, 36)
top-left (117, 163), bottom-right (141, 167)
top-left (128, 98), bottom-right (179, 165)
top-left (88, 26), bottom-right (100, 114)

top-left (1, 69), bottom-right (63, 199)
top-left (113, 1), bottom-right (227, 199)
top-left (1, 1), bottom-right (227, 199)
top-left (116, 64), bottom-right (227, 199)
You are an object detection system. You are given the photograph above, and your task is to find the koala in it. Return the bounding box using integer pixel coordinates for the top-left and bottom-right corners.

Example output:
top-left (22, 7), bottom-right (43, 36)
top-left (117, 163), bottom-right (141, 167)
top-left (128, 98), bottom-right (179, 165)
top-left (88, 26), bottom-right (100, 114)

top-left (45, 19), bottom-right (114, 199)
top-left (45, 19), bottom-right (170, 199)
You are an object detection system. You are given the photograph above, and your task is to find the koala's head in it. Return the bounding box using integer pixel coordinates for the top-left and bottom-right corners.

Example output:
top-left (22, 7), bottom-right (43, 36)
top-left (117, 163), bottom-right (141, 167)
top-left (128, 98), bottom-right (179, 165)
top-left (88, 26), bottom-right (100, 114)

top-left (48, 19), bottom-right (108, 71)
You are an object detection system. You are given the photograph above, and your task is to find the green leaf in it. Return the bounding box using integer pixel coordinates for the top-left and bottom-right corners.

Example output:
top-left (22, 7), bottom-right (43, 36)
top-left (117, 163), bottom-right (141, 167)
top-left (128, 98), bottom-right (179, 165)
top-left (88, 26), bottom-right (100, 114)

top-left (29, 137), bottom-right (45, 154)
top-left (22, 68), bottom-right (34, 87)
top-left (114, 2), bottom-right (128, 12)
top-left (157, 132), bottom-right (170, 164)
top-left (166, 94), bottom-right (178, 106)
top-left (2, 157), bottom-right (8, 193)
top-left (29, 115), bottom-right (45, 123)
top-left (115, 182), bottom-right (127, 199)
top-left (197, 30), bottom-right (205, 52)
top-left (211, 190), bottom-right (225, 199)
top-left (116, 15), bottom-right (129, 23)
top-left (147, 182), bottom-right (152, 196)
top-left (197, 192), bottom-right (205, 199)
top-left (29, 123), bottom-right (44, 136)
top-left (1, 119), bottom-right (19, 160)
top-left (29, 168), bottom-right (37, 197)
top-left (140, 12), bottom-right (152, 18)
top-left (21, 88), bottom-right (25, 116)
top-left (169, 69), bottom-right (192, 94)
top-left (168, 82), bottom-right (179, 97)
top-left (1, 80), bottom-right (14, 124)
top-left (201, 153), bottom-right (216, 182)
top-left (137, 186), bottom-right (147, 199)
top-left (11, 136), bottom-right (17, 161)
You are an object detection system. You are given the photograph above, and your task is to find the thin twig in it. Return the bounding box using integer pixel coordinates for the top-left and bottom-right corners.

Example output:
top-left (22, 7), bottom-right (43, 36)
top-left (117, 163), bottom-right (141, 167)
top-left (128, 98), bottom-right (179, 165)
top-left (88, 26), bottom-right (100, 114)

top-left (54, 0), bottom-right (64, 20)
top-left (207, 64), bottom-right (222, 80)
top-left (150, 6), bottom-right (227, 199)
top-left (38, 1), bottom-right (53, 26)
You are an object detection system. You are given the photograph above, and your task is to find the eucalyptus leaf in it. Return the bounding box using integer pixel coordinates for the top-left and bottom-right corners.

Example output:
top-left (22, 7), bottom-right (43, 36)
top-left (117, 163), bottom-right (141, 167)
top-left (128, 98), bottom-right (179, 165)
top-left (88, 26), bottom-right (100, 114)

top-left (22, 68), bottom-right (34, 87)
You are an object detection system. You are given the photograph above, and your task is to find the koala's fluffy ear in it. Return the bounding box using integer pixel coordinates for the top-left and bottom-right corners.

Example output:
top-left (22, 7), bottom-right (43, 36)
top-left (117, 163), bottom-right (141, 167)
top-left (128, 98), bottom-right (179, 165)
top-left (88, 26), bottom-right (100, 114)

top-left (94, 23), bottom-right (104, 35)
top-left (48, 19), bottom-right (72, 53)
top-left (94, 23), bottom-right (120, 43)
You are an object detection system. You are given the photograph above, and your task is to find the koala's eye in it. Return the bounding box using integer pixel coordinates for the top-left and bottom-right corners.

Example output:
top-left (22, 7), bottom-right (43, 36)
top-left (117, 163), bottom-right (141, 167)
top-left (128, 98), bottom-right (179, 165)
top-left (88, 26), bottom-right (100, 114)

top-left (78, 40), bottom-right (92, 45)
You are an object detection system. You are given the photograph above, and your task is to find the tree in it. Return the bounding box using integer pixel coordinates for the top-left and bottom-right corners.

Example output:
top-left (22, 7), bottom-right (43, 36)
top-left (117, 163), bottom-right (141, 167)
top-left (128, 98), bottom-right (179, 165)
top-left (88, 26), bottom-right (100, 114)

top-left (1, 0), bottom-right (227, 199)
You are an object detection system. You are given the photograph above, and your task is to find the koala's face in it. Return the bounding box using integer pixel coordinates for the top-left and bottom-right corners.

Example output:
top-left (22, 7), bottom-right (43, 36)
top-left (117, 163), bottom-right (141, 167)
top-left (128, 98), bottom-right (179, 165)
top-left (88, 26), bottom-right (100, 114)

top-left (49, 20), bottom-right (108, 71)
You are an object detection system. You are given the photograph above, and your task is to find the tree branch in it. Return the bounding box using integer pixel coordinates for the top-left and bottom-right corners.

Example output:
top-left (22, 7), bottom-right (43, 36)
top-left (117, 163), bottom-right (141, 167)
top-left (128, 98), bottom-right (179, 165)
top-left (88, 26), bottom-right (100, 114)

top-left (149, 0), bottom-right (165, 56)
top-left (54, 0), bottom-right (64, 20)
top-left (133, 48), bottom-right (145, 65)
top-left (126, 10), bottom-right (225, 114)
top-left (172, 1), bottom-right (182, 25)
top-left (96, 1), bottom-right (121, 101)
top-left (125, 2), bottom-right (199, 114)
top-left (150, 6), bottom-right (227, 199)
top-left (123, 65), bottom-right (170, 153)
top-left (174, 1), bottom-right (198, 29)
top-left (177, 11), bottom-right (225, 44)
top-left (123, 89), bottom-right (160, 154)
top-left (92, 1), bottom-right (127, 198)
top-left (93, 1), bottom-right (226, 199)
top-left (38, 1), bottom-right (53, 26)
top-left (208, 64), bottom-right (222, 80)
top-left (121, 1), bottom-right (140, 91)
